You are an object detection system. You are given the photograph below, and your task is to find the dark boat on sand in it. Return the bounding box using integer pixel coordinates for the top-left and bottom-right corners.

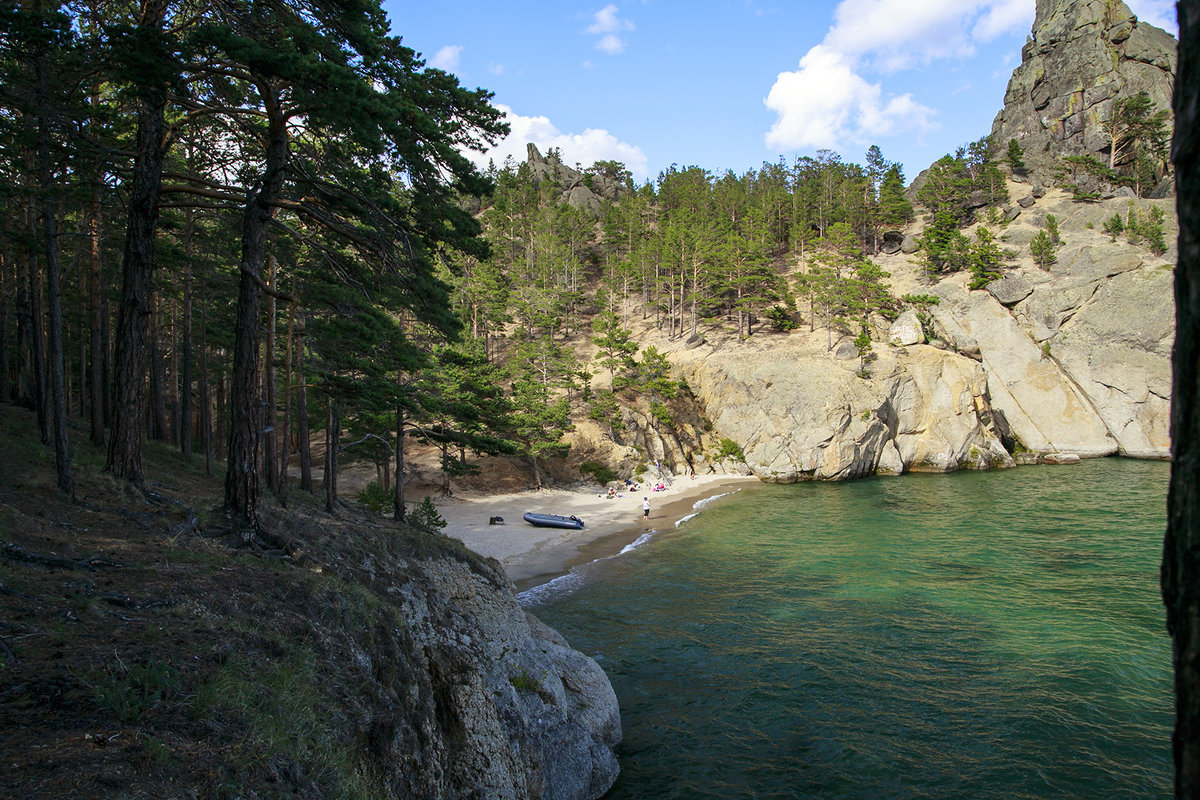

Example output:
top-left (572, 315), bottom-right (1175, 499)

top-left (523, 512), bottom-right (584, 530)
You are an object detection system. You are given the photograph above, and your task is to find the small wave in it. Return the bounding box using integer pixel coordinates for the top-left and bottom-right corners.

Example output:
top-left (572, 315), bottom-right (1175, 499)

top-left (620, 531), bottom-right (656, 554)
top-left (520, 530), bottom-right (660, 606)
top-left (692, 488), bottom-right (740, 511)
top-left (673, 488), bottom-right (741, 527)
top-left (518, 570), bottom-right (585, 606)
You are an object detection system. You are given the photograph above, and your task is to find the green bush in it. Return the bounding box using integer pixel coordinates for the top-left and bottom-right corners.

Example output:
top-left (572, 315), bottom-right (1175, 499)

top-left (714, 438), bottom-right (745, 462)
top-left (765, 305), bottom-right (798, 331)
top-left (88, 659), bottom-right (183, 723)
top-left (356, 480), bottom-right (391, 512)
top-left (579, 461), bottom-right (617, 485)
top-left (1102, 213), bottom-right (1125, 241)
top-left (409, 496), bottom-right (447, 533)
top-left (510, 666), bottom-right (541, 692)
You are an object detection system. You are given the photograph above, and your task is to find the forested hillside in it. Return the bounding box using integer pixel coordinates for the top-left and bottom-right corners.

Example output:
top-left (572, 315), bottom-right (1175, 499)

top-left (0, 0), bottom-right (1178, 524)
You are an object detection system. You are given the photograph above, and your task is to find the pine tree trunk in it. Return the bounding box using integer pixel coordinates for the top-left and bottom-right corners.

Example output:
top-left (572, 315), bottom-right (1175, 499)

top-left (15, 267), bottom-right (33, 408)
top-left (262, 254), bottom-right (278, 496)
top-left (393, 404), bottom-right (405, 520)
top-left (100, 291), bottom-right (111, 428)
top-left (199, 298), bottom-right (212, 477)
top-left (531, 456), bottom-right (543, 491)
top-left (278, 292), bottom-right (295, 499)
top-left (297, 334), bottom-right (313, 493)
top-left (224, 91), bottom-right (288, 532)
top-left (33, 47), bottom-right (71, 495)
top-left (324, 397), bottom-right (339, 513)
top-left (1164, 5), bottom-right (1200, 792)
top-left (106, 2), bottom-right (169, 483)
top-left (180, 213), bottom-right (193, 459)
top-left (1, 258), bottom-right (10, 404)
top-left (147, 292), bottom-right (167, 441)
top-left (27, 238), bottom-right (49, 444)
top-left (87, 116), bottom-right (105, 444)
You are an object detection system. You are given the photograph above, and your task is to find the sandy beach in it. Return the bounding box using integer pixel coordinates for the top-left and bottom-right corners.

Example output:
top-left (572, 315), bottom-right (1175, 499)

top-left (437, 472), bottom-right (759, 589)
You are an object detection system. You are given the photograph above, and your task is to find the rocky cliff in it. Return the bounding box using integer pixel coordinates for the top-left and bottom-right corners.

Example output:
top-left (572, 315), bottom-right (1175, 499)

top-left (929, 194), bottom-right (1174, 460)
top-left (601, 0), bottom-right (1177, 484)
top-left (637, 186), bottom-right (1172, 483)
top-left (990, 0), bottom-right (1176, 193)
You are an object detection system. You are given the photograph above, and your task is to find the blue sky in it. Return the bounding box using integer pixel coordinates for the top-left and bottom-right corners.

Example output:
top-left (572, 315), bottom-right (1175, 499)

top-left (381, 0), bottom-right (1177, 184)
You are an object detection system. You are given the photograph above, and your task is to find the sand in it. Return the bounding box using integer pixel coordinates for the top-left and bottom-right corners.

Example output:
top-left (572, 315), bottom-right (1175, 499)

top-left (436, 472), bottom-right (758, 589)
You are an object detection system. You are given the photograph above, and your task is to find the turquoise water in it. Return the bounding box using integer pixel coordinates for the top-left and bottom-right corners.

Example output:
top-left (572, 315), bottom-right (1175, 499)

top-left (525, 460), bottom-right (1172, 799)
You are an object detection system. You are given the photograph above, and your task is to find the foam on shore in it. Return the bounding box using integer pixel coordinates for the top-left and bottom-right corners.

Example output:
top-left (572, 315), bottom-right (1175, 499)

top-left (516, 485), bottom-right (745, 606)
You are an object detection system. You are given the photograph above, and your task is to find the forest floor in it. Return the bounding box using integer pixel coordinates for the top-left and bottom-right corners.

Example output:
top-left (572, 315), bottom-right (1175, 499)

top-left (0, 401), bottom-right (497, 799)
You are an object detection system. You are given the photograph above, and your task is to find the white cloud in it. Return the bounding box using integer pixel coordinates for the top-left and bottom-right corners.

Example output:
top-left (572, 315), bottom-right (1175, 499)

top-left (763, 0), bottom-right (1032, 153)
top-left (765, 45), bottom-right (935, 151)
top-left (586, 4), bottom-right (634, 54)
top-left (429, 45), bottom-right (463, 71)
top-left (1126, 0), bottom-right (1177, 33)
top-left (587, 4), bottom-right (628, 34)
top-left (465, 105), bottom-right (649, 179)
top-left (596, 33), bottom-right (626, 54)
top-left (973, 0), bottom-right (1034, 41)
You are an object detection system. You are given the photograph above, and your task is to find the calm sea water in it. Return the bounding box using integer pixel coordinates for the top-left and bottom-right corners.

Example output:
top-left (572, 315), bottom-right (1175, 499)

top-left (524, 459), bottom-right (1172, 800)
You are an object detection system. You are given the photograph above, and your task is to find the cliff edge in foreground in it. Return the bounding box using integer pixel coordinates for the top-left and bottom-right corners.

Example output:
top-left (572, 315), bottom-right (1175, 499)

top-left (0, 404), bottom-right (620, 800)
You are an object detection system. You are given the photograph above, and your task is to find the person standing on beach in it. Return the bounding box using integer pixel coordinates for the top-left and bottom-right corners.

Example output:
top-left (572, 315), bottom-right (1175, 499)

top-left (642, 497), bottom-right (651, 518)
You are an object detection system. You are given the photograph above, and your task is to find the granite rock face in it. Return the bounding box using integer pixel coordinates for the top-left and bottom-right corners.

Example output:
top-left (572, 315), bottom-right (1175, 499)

top-left (923, 194), bottom-right (1174, 459)
top-left (990, 0), bottom-right (1176, 187)
top-left (391, 552), bottom-right (621, 800)
top-left (525, 144), bottom-right (629, 215)
top-left (657, 189), bottom-right (1173, 480)
top-left (672, 343), bottom-right (1014, 483)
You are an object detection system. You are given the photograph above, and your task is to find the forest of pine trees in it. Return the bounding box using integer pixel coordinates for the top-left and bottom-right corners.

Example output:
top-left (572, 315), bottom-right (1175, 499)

top-left (1, 2), bottom-right (1019, 531)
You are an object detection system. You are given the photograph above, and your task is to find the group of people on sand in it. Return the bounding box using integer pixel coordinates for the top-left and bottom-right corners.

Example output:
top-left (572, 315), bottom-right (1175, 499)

top-left (603, 474), bottom-right (669, 498)
top-left (596, 477), bottom-right (655, 520)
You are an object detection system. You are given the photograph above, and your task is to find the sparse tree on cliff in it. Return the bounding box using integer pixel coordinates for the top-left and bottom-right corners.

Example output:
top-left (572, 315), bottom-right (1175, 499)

top-left (1106, 91), bottom-right (1169, 179)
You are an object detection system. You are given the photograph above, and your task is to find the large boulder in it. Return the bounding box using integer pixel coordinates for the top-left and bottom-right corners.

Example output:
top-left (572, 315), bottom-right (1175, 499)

top-left (988, 274), bottom-right (1034, 306)
top-left (888, 309), bottom-right (924, 346)
top-left (880, 230), bottom-right (905, 254)
top-left (398, 555), bottom-right (621, 799)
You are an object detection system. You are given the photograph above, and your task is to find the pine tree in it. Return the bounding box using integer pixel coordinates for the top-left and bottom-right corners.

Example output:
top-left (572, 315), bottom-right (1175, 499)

top-left (1030, 229), bottom-right (1057, 270)
top-left (188, 0), bottom-right (507, 532)
top-left (878, 165), bottom-right (912, 227)
top-left (591, 310), bottom-right (638, 388)
top-left (968, 227), bottom-right (1004, 289)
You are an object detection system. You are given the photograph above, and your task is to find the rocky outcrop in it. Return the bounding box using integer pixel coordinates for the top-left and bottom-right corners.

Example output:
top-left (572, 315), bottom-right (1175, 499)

top-left (923, 194), bottom-right (1173, 460)
top-left (393, 552), bottom-right (621, 799)
top-left (649, 186), bottom-right (1173, 480)
top-left (525, 144), bottom-right (629, 215)
top-left (991, 0), bottom-right (1176, 188)
top-left (930, 281), bottom-right (1120, 457)
top-left (670, 341), bottom-right (1013, 483)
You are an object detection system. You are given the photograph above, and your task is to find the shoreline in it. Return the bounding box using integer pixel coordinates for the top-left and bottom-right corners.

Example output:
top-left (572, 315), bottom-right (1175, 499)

top-left (436, 473), bottom-right (758, 590)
